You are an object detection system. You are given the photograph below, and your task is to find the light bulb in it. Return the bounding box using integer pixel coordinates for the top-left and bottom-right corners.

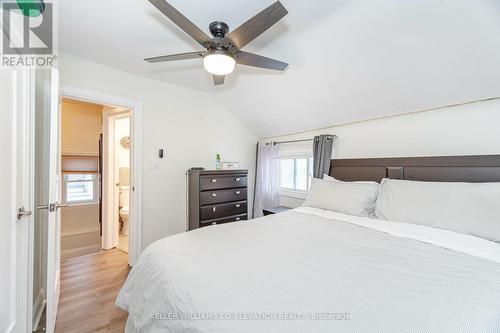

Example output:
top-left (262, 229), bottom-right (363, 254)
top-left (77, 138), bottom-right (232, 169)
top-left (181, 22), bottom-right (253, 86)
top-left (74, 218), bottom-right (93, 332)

top-left (203, 53), bottom-right (236, 75)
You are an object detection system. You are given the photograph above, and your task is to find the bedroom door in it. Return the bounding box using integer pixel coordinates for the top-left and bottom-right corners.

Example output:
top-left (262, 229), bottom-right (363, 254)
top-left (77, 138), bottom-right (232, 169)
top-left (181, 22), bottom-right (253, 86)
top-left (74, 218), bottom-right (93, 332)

top-left (34, 68), bottom-right (62, 333)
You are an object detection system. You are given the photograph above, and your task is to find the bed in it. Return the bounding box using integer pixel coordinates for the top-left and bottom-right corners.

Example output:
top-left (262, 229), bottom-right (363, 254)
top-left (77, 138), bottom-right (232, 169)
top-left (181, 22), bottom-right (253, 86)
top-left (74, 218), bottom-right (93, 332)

top-left (116, 155), bottom-right (500, 333)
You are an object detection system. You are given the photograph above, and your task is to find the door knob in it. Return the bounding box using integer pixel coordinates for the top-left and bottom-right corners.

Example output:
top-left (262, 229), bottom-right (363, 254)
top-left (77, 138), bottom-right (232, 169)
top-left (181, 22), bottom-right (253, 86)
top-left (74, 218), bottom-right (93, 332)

top-left (55, 202), bottom-right (68, 210)
top-left (37, 202), bottom-right (68, 212)
top-left (17, 207), bottom-right (32, 220)
top-left (37, 203), bottom-right (55, 212)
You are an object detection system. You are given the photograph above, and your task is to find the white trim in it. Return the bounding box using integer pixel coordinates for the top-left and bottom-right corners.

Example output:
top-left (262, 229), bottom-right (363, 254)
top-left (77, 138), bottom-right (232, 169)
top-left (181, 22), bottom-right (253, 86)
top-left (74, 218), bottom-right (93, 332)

top-left (25, 68), bottom-right (36, 333)
top-left (60, 85), bottom-right (143, 266)
top-left (102, 111), bottom-right (131, 251)
top-left (61, 244), bottom-right (101, 260)
top-left (61, 227), bottom-right (100, 237)
top-left (102, 110), bottom-right (114, 250)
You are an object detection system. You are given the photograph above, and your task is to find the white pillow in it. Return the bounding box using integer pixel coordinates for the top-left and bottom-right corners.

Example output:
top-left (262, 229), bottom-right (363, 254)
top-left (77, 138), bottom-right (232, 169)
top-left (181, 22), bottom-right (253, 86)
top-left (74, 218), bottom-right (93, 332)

top-left (303, 178), bottom-right (380, 217)
top-left (323, 174), bottom-right (338, 181)
top-left (323, 174), bottom-right (378, 185)
top-left (375, 178), bottom-right (500, 242)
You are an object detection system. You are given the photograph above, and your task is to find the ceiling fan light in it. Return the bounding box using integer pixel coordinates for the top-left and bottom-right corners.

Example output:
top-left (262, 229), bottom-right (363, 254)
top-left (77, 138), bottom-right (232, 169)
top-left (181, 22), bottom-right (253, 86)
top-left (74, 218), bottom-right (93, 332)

top-left (203, 53), bottom-right (236, 75)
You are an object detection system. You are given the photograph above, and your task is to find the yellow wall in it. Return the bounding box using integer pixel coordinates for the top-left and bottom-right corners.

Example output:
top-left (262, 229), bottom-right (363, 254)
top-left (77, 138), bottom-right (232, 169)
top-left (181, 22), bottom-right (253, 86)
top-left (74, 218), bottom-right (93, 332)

top-left (61, 98), bottom-right (103, 258)
top-left (62, 98), bottom-right (103, 155)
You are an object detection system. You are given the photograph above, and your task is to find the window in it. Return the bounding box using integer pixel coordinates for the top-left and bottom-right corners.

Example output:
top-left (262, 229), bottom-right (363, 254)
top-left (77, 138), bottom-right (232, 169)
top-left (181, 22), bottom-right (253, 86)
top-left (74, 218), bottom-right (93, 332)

top-left (279, 156), bottom-right (313, 197)
top-left (62, 173), bottom-right (99, 204)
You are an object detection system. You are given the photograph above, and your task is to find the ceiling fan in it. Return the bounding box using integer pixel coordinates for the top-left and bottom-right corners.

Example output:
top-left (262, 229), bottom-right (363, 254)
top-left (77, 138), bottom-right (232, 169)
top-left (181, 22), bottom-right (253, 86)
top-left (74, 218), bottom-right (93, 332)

top-left (145, 0), bottom-right (289, 85)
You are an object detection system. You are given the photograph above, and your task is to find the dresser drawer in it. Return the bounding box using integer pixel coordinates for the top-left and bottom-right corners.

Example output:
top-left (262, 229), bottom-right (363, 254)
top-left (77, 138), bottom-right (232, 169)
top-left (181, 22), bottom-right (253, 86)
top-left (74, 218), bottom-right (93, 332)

top-left (200, 214), bottom-right (248, 228)
top-left (200, 175), bottom-right (247, 190)
top-left (200, 201), bottom-right (247, 220)
top-left (200, 188), bottom-right (247, 205)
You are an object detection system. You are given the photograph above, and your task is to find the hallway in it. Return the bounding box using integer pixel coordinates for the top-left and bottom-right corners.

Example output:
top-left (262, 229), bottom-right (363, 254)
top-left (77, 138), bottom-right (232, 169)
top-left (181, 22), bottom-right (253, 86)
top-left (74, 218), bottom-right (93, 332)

top-left (55, 249), bottom-right (129, 333)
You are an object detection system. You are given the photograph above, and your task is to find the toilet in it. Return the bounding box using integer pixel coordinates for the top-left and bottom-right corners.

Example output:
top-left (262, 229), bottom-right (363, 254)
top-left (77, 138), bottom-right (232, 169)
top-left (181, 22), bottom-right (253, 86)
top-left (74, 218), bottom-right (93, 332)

top-left (119, 186), bottom-right (130, 235)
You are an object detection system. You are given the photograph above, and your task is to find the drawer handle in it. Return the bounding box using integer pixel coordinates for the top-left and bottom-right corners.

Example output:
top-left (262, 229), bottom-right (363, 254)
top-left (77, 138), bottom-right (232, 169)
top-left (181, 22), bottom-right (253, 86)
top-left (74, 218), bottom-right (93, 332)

top-left (235, 191), bottom-right (241, 195)
top-left (212, 207), bottom-right (217, 212)
top-left (235, 204), bottom-right (241, 208)
top-left (211, 193), bottom-right (217, 197)
top-left (211, 179), bottom-right (217, 183)
top-left (235, 178), bottom-right (241, 182)
top-left (235, 217), bottom-right (241, 221)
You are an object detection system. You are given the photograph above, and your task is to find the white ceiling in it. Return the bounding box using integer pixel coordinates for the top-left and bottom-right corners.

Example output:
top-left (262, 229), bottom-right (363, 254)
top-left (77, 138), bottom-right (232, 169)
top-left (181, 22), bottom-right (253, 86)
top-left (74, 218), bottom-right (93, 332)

top-left (59, 0), bottom-right (500, 137)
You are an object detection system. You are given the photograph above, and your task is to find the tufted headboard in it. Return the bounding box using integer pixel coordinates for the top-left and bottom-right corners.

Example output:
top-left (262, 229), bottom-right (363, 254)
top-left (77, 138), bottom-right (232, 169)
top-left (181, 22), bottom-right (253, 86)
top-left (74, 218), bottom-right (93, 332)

top-left (329, 155), bottom-right (500, 183)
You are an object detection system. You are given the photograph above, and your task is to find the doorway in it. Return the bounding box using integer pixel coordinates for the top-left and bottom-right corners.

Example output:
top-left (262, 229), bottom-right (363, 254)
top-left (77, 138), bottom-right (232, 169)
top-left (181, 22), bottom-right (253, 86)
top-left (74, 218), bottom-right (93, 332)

top-left (61, 85), bottom-right (142, 266)
top-left (60, 85), bottom-right (142, 266)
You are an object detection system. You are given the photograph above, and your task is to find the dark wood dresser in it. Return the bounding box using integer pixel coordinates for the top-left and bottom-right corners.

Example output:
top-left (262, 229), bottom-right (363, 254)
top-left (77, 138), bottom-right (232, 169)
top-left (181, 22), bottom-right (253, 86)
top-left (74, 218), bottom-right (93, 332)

top-left (187, 169), bottom-right (248, 230)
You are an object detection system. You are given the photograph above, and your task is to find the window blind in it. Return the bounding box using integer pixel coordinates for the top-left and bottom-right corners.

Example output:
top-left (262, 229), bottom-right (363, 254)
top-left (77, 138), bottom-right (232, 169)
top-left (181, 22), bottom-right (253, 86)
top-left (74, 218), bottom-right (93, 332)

top-left (62, 155), bottom-right (99, 173)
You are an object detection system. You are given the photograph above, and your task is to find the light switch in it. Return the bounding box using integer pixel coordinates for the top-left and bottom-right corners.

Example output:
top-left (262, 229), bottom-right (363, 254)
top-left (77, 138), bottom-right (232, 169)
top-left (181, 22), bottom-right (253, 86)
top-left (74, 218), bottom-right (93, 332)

top-left (150, 160), bottom-right (160, 170)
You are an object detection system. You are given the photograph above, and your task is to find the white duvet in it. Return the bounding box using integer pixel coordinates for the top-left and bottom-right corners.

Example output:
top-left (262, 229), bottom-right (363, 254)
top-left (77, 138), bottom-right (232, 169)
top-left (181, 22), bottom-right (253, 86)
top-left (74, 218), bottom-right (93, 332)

top-left (117, 208), bottom-right (500, 332)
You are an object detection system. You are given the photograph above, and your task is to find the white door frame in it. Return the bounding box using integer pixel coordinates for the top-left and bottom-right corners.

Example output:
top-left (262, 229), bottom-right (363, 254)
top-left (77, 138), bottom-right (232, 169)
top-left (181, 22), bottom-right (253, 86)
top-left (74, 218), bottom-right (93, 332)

top-left (46, 68), bottom-right (62, 333)
top-left (102, 110), bottom-right (131, 250)
top-left (60, 85), bottom-right (143, 266)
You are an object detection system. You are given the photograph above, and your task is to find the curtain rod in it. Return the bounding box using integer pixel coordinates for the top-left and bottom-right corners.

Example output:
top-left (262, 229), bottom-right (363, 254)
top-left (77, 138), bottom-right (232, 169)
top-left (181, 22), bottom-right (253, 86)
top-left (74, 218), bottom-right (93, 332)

top-left (273, 135), bottom-right (337, 145)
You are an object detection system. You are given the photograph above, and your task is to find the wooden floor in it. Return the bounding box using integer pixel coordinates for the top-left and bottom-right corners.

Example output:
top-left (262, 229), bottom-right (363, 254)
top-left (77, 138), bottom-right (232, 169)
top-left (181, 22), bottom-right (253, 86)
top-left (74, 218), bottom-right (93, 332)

top-left (55, 249), bottom-right (130, 333)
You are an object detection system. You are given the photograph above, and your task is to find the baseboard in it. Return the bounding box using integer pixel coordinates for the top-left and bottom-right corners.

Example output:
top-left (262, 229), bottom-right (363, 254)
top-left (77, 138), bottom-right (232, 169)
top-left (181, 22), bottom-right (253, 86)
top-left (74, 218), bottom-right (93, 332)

top-left (61, 244), bottom-right (101, 260)
top-left (32, 288), bottom-right (46, 331)
top-left (61, 226), bottom-right (100, 237)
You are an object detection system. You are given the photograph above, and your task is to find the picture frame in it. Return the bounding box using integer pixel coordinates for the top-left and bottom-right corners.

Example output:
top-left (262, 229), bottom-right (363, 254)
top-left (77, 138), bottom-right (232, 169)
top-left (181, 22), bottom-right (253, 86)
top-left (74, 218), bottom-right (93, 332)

top-left (221, 162), bottom-right (239, 170)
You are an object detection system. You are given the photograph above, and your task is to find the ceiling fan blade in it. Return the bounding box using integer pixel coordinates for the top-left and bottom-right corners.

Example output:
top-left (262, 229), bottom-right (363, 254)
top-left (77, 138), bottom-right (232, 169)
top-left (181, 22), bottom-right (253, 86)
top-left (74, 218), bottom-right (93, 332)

top-left (212, 75), bottom-right (225, 85)
top-left (236, 51), bottom-right (288, 71)
top-left (219, 1), bottom-right (288, 51)
top-left (145, 51), bottom-right (206, 63)
top-left (148, 0), bottom-right (212, 48)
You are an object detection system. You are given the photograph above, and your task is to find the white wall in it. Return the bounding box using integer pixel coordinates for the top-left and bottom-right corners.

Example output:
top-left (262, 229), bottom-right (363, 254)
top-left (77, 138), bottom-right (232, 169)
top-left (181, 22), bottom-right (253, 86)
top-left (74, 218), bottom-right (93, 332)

top-left (59, 53), bottom-right (258, 251)
top-left (114, 116), bottom-right (130, 173)
top-left (266, 99), bottom-right (500, 207)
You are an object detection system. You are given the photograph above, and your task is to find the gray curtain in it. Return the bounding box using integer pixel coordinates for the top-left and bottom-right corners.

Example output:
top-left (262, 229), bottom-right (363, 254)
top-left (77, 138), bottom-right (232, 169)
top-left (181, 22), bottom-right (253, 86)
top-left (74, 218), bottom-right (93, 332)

top-left (313, 135), bottom-right (336, 178)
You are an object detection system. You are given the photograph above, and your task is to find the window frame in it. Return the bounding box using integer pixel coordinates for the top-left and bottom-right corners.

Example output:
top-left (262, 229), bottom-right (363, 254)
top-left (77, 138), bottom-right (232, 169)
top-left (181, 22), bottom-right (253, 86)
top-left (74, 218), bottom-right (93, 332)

top-left (278, 154), bottom-right (313, 199)
top-left (62, 173), bottom-right (99, 206)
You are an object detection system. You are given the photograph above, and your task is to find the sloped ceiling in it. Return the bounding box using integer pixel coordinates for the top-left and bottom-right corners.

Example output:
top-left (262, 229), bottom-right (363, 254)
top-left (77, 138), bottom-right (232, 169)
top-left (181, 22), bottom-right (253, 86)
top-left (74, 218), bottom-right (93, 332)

top-left (59, 0), bottom-right (500, 137)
